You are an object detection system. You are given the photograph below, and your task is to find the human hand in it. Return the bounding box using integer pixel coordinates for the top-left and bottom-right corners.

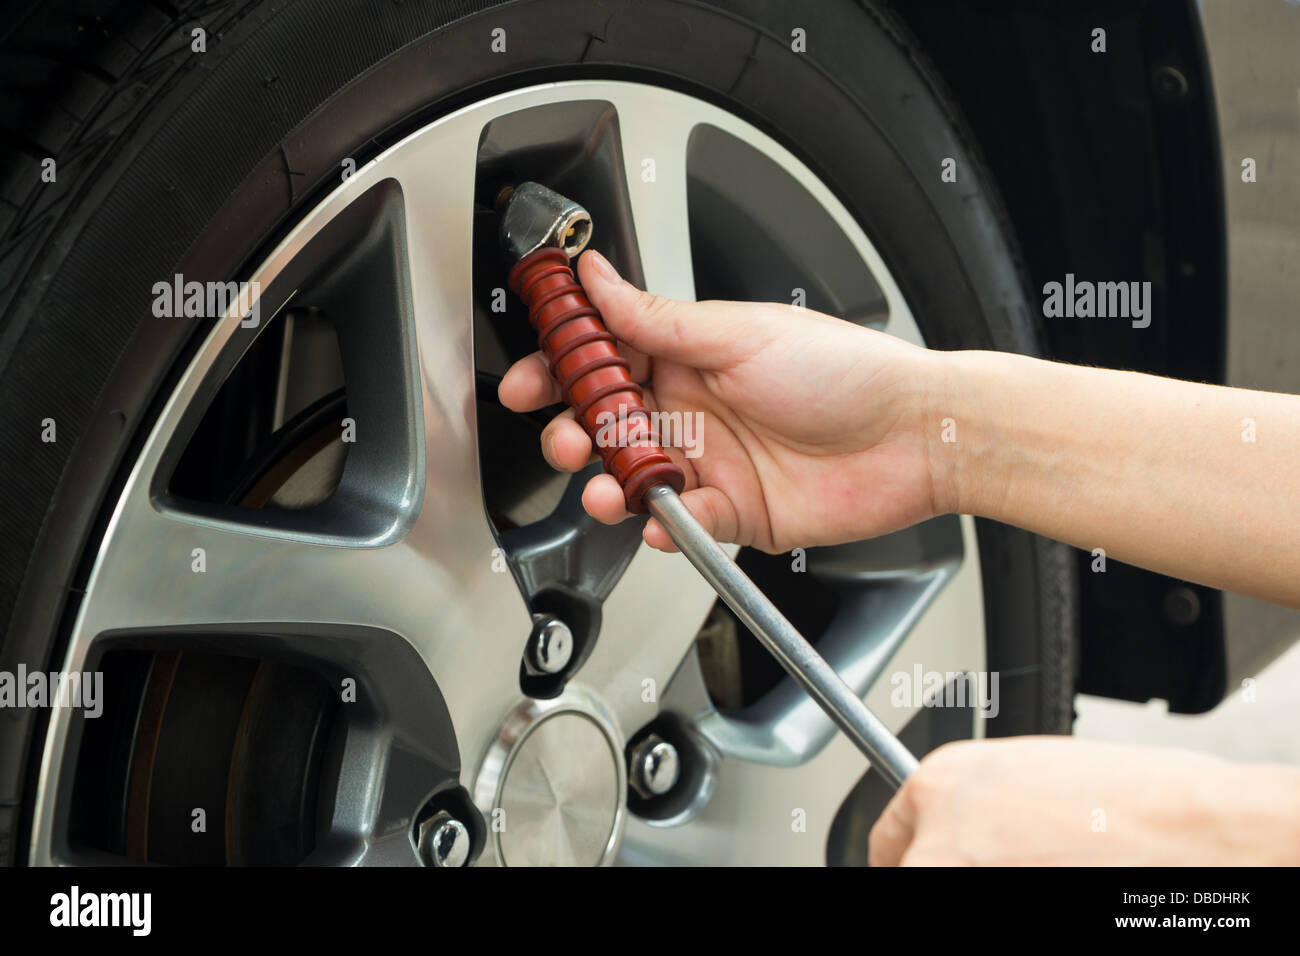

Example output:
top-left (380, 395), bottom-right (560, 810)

top-left (497, 250), bottom-right (949, 553)
top-left (868, 736), bottom-right (1300, 865)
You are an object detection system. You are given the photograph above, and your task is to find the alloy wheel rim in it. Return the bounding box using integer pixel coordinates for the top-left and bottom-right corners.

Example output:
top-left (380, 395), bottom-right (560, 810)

top-left (30, 80), bottom-right (985, 866)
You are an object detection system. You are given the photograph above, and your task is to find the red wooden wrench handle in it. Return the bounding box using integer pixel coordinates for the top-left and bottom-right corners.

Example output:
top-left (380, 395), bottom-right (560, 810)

top-left (507, 247), bottom-right (685, 514)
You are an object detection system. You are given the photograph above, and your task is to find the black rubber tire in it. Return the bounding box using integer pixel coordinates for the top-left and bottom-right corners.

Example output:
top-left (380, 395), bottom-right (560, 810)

top-left (0, 0), bottom-right (1076, 863)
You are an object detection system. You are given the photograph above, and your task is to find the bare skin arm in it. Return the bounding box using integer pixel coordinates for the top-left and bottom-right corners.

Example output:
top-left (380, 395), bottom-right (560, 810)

top-left (935, 350), bottom-right (1300, 608)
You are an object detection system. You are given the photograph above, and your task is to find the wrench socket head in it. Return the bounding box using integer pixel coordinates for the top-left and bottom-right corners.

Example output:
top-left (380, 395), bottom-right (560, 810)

top-left (497, 181), bottom-right (593, 263)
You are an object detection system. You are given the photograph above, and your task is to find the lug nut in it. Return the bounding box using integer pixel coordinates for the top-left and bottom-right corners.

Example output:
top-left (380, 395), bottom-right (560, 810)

top-left (417, 811), bottom-right (471, 868)
top-left (526, 614), bottom-right (574, 675)
top-left (629, 735), bottom-right (681, 800)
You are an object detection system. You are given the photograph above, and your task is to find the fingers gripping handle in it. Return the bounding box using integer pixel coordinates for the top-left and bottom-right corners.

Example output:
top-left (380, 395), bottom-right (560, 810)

top-left (507, 248), bottom-right (686, 514)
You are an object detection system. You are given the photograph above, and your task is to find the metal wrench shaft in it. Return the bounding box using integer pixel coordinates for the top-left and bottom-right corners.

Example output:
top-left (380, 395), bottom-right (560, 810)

top-left (643, 484), bottom-right (919, 787)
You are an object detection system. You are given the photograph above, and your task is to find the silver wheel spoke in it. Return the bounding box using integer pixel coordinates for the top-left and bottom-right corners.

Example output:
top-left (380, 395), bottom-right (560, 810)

top-left (609, 84), bottom-right (699, 300)
top-left (583, 537), bottom-right (740, 739)
top-left (381, 123), bottom-right (541, 757)
top-left (78, 504), bottom-right (420, 634)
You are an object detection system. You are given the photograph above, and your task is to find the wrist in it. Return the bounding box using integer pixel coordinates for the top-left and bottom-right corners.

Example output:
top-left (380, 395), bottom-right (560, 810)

top-left (919, 349), bottom-right (959, 516)
top-left (922, 349), bottom-right (997, 517)
top-left (924, 348), bottom-right (1049, 520)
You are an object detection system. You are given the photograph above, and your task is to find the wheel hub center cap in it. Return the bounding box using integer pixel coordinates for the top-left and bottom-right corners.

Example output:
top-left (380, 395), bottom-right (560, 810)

top-left (500, 713), bottom-right (618, 866)
top-left (474, 688), bottom-right (627, 866)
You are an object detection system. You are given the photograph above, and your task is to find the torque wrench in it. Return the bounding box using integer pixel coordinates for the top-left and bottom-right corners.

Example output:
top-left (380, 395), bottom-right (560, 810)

top-left (498, 182), bottom-right (920, 788)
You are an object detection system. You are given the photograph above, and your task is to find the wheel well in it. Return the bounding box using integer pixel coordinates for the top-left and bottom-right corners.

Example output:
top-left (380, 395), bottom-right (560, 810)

top-left (886, 0), bottom-right (1228, 712)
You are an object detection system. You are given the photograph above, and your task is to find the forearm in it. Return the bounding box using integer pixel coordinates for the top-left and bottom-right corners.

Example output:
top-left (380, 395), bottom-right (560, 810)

top-left (930, 350), bottom-right (1300, 608)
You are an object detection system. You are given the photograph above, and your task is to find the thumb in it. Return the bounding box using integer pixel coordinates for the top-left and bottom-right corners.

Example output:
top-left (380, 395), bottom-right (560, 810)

top-left (868, 784), bottom-right (918, 867)
top-left (577, 249), bottom-right (768, 369)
